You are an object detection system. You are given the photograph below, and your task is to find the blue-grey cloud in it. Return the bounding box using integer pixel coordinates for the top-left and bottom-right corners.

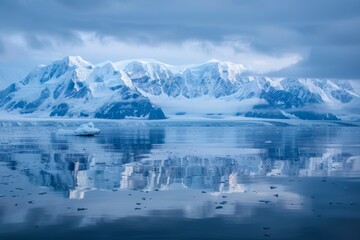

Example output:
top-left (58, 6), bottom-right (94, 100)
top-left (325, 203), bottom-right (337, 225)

top-left (0, 38), bottom-right (4, 54)
top-left (273, 45), bottom-right (360, 79)
top-left (0, 0), bottom-right (359, 78)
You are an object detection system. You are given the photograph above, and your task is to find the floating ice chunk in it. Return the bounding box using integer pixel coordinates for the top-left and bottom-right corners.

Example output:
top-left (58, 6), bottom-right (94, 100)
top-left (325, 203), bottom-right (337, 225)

top-left (74, 122), bottom-right (100, 136)
top-left (56, 122), bottom-right (100, 136)
top-left (265, 140), bottom-right (272, 144)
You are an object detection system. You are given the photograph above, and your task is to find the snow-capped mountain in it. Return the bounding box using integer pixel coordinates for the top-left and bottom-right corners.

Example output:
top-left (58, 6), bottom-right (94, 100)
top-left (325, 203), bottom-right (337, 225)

top-left (0, 56), bottom-right (359, 120)
top-left (0, 56), bottom-right (165, 119)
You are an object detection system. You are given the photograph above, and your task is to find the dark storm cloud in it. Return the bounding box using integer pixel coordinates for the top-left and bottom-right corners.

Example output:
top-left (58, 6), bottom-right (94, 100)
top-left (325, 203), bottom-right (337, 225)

top-left (273, 45), bottom-right (360, 79)
top-left (0, 0), bottom-right (359, 78)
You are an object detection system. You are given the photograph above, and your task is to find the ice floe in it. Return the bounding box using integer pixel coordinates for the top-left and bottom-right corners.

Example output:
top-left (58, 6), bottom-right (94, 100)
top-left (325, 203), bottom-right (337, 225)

top-left (56, 122), bottom-right (100, 136)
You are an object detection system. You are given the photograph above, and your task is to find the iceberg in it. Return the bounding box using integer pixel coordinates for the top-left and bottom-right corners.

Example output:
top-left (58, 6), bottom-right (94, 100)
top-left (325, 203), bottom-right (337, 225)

top-left (74, 122), bottom-right (100, 136)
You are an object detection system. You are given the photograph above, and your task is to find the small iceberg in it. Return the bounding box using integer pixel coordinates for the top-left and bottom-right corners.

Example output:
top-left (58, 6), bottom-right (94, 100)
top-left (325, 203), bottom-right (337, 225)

top-left (75, 122), bottom-right (100, 136)
top-left (56, 122), bottom-right (100, 136)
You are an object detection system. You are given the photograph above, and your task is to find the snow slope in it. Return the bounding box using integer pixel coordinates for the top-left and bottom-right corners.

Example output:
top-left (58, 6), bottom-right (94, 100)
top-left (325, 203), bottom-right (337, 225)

top-left (0, 56), bottom-right (165, 119)
top-left (0, 56), bottom-right (359, 120)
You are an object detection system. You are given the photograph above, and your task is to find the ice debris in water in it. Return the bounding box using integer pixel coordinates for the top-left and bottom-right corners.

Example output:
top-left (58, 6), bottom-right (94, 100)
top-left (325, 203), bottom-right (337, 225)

top-left (56, 122), bottom-right (100, 136)
top-left (75, 122), bottom-right (100, 136)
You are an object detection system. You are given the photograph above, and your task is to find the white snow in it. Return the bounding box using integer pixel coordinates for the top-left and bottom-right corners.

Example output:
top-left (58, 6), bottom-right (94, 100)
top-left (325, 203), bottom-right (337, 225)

top-left (75, 122), bottom-right (100, 136)
top-left (0, 55), bottom-right (359, 120)
top-left (56, 122), bottom-right (100, 136)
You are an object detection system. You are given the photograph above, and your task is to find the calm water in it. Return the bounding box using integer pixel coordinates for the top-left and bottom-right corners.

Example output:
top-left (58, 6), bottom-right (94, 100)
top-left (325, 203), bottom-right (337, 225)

top-left (0, 121), bottom-right (359, 239)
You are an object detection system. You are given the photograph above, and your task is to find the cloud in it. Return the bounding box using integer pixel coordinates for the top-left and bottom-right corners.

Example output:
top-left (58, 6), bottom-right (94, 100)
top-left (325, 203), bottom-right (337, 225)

top-left (0, 0), bottom-right (359, 78)
top-left (272, 45), bottom-right (360, 79)
top-left (0, 33), bottom-right (301, 74)
top-left (0, 38), bottom-right (4, 54)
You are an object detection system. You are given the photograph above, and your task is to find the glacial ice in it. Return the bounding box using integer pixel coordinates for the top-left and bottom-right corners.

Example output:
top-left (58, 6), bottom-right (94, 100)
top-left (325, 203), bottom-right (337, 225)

top-left (56, 122), bottom-right (100, 136)
top-left (1, 55), bottom-right (359, 120)
top-left (74, 122), bottom-right (100, 136)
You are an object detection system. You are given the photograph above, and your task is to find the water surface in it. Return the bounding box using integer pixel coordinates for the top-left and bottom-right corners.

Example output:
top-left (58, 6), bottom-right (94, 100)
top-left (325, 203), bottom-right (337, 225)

top-left (0, 121), bottom-right (359, 239)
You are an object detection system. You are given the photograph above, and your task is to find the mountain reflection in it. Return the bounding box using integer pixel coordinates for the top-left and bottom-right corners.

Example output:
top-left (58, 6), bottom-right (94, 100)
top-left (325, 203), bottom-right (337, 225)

top-left (0, 123), bottom-right (359, 199)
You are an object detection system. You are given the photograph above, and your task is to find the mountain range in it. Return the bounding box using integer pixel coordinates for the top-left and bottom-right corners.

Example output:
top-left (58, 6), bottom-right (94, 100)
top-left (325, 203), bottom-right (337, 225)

top-left (0, 56), bottom-right (359, 120)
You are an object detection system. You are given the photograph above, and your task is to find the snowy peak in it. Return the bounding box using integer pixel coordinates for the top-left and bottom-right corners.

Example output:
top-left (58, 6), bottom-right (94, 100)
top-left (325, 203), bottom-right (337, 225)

top-left (0, 56), bottom-right (165, 119)
top-left (21, 56), bottom-right (93, 86)
top-left (120, 60), bottom-right (175, 81)
top-left (206, 59), bottom-right (245, 73)
top-left (61, 56), bottom-right (93, 68)
top-left (0, 56), bottom-right (359, 120)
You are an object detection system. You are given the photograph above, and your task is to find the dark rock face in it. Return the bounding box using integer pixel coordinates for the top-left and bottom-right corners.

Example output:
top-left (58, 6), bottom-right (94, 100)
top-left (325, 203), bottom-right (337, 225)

top-left (64, 79), bottom-right (91, 99)
top-left (212, 77), bottom-right (238, 98)
top-left (163, 76), bottom-right (183, 97)
top-left (261, 88), bottom-right (323, 109)
top-left (331, 90), bottom-right (353, 103)
top-left (131, 76), bottom-right (163, 96)
top-left (53, 82), bottom-right (66, 99)
top-left (244, 111), bottom-right (290, 119)
top-left (6, 100), bottom-right (26, 110)
top-left (0, 83), bottom-right (19, 108)
top-left (50, 103), bottom-right (69, 117)
top-left (92, 85), bottom-right (165, 119)
top-left (1, 57), bottom-right (357, 120)
top-left (5, 88), bottom-right (50, 114)
top-left (290, 111), bottom-right (340, 120)
top-left (148, 108), bottom-right (166, 120)
top-left (19, 88), bottom-right (50, 114)
top-left (40, 64), bottom-right (63, 83)
top-left (39, 60), bottom-right (74, 84)
top-left (95, 101), bottom-right (165, 120)
top-left (4, 87), bottom-right (51, 114)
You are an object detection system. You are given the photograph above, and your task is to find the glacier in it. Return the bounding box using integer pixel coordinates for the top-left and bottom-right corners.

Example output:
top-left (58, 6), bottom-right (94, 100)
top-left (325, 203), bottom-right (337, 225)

top-left (0, 56), bottom-right (359, 120)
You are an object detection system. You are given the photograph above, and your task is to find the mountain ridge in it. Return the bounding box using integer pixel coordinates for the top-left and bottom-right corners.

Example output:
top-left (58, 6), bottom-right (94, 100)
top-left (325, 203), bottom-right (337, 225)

top-left (0, 56), bottom-right (359, 120)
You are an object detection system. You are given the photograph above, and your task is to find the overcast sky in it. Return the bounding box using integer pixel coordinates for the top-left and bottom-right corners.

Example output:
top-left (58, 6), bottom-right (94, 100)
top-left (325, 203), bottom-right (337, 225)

top-left (0, 0), bottom-right (359, 79)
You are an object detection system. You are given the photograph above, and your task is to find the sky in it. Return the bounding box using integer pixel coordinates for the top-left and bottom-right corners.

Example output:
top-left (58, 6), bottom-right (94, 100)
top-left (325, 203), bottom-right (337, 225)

top-left (0, 0), bottom-right (359, 80)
